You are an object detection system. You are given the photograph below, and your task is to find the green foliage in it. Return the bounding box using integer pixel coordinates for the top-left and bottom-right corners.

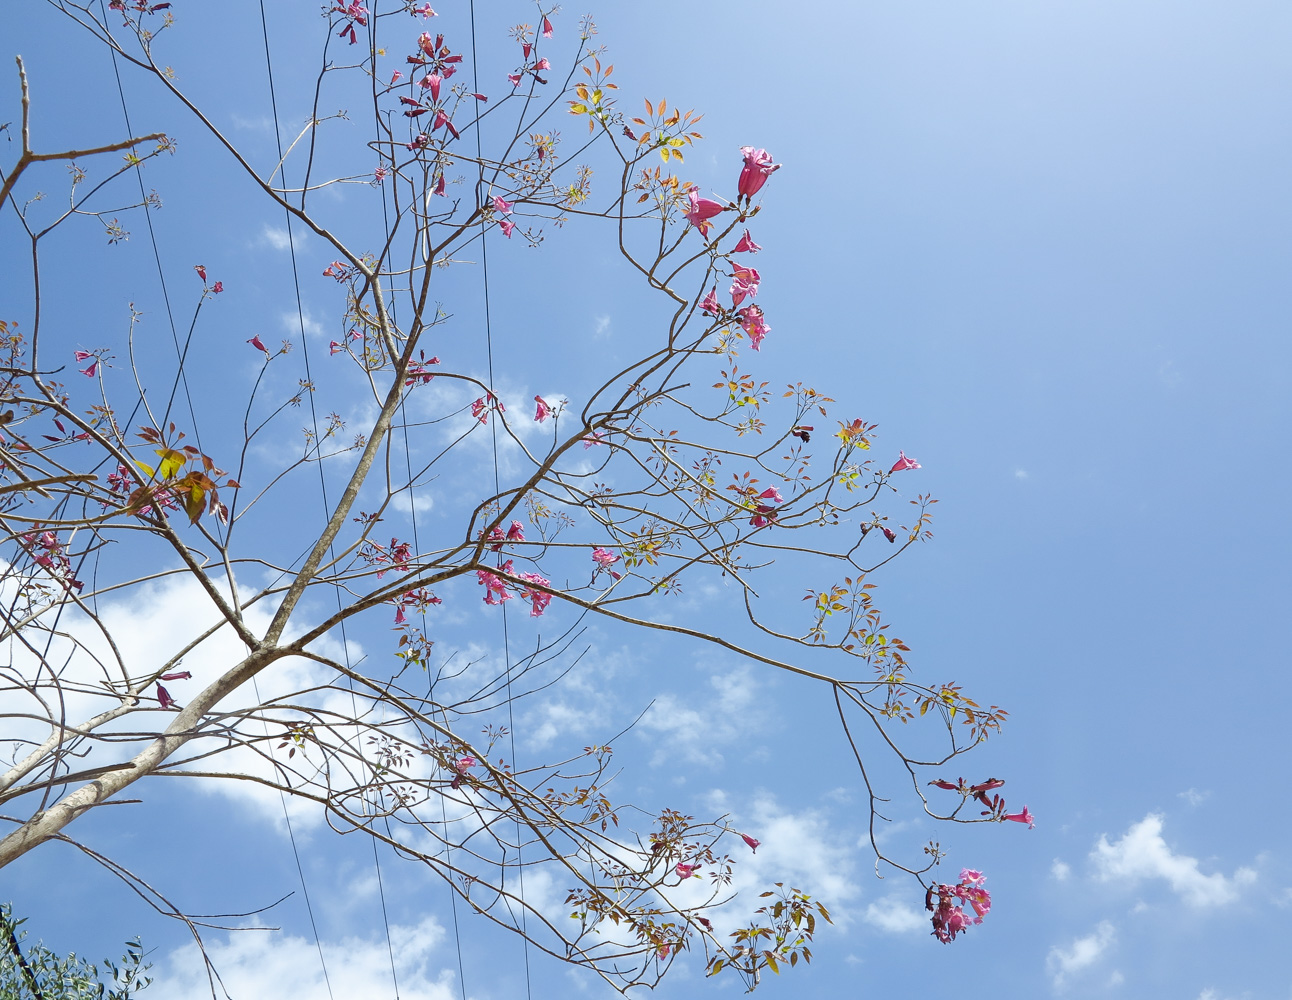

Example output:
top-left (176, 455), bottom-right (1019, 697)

top-left (0, 904), bottom-right (151, 1000)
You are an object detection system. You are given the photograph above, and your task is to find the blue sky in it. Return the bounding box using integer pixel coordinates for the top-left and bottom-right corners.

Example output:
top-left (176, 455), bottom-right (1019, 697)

top-left (3, 2), bottom-right (1290, 999)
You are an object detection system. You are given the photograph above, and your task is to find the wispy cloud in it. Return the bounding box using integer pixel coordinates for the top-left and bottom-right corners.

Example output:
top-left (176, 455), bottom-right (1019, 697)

top-left (1051, 859), bottom-right (1071, 881)
top-left (1046, 920), bottom-right (1115, 988)
top-left (151, 917), bottom-right (456, 1000)
top-left (262, 224), bottom-right (292, 251)
top-left (1090, 813), bottom-right (1256, 907)
top-left (862, 896), bottom-right (926, 934)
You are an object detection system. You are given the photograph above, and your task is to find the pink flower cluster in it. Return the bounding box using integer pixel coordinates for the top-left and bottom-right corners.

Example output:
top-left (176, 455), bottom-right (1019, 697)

top-left (929, 776), bottom-right (1035, 828)
top-left (471, 393), bottom-right (503, 424)
top-left (331, 2), bottom-right (368, 45)
top-left (20, 529), bottom-right (83, 593)
top-left (748, 486), bottom-right (782, 528)
top-left (927, 869), bottom-right (992, 944)
top-left (475, 560), bottom-right (552, 616)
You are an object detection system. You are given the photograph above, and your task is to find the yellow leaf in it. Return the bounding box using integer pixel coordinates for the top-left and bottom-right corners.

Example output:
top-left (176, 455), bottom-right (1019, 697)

top-left (154, 448), bottom-right (186, 479)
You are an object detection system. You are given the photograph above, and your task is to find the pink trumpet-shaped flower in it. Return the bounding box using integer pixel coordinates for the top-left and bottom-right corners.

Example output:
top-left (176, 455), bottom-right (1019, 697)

top-left (422, 73), bottom-right (442, 102)
top-left (1004, 806), bottom-right (1035, 829)
top-left (432, 109), bottom-right (459, 139)
top-left (676, 862), bottom-right (700, 879)
top-left (414, 3), bottom-right (435, 17)
top-left (736, 304), bottom-right (770, 350)
top-left (509, 72), bottom-right (522, 87)
top-left (592, 547), bottom-right (618, 568)
top-left (737, 146), bottom-right (781, 199)
top-left (161, 671), bottom-right (192, 681)
top-left (492, 195), bottom-right (513, 215)
top-left (960, 868), bottom-right (985, 885)
top-left (882, 526), bottom-right (897, 543)
top-left (729, 264), bottom-right (760, 307)
top-left (80, 360), bottom-right (98, 378)
top-left (499, 219), bottom-right (516, 238)
top-left (741, 833), bottom-right (760, 853)
top-left (507, 520), bottom-right (525, 542)
top-left (247, 336), bottom-right (269, 354)
top-left (542, 16), bottom-right (553, 36)
top-left (684, 188), bottom-right (724, 237)
top-left (450, 754), bottom-right (476, 789)
top-left (700, 287), bottom-right (722, 317)
top-left (890, 451), bottom-right (921, 473)
top-left (212, 281), bottom-right (224, 294)
top-left (74, 350), bottom-right (94, 362)
top-left (194, 264), bottom-right (207, 282)
top-left (534, 57), bottom-right (550, 71)
top-left (156, 684), bottom-right (175, 709)
top-left (390, 70), bottom-right (403, 84)
top-left (732, 229), bottom-right (762, 253)
top-left (534, 395), bottom-right (551, 422)
top-left (517, 571), bottom-right (552, 617)
top-left (583, 431), bottom-right (603, 448)
top-left (433, 173), bottom-right (446, 196)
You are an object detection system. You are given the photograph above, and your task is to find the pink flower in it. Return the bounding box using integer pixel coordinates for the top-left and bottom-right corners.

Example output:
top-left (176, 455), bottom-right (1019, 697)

top-left (156, 684), bottom-right (175, 709)
top-left (732, 229), bottom-right (762, 253)
top-left (736, 304), bottom-right (770, 350)
top-left (373, 165), bottom-right (389, 183)
top-left (211, 281), bottom-right (224, 294)
top-left (542, 16), bottom-right (553, 36)
top-left (390, 70), bottom-right (403, 84)
top-left (890, 451), bottom-right (921, 473)
top-left (507, 520), bottom-right (525, 542)
top-left (1004, 806), bottom-right (1035, 829)
top-left (741, 833), bottom-right (760, 853)
top-left (700, 287), bottom-right (722, 317)
top-left (422, 72), bottom-right (442, 102)
top-left (583, 431), bottom-right (603, 448)
top-left (881, 526), bottom-right (897, 543)
top-left (194, 264), bottom-right (207, 282)
top-left (508, 72), bottom-right (522, 87)
top-left (472, 93), bottom-right (488, 101)
top-left (434, 173), bottom-right (446, 196)
top-left (676, 862), bottom-right (700, 879)
top-left (477, 561), bottom-right (513, 604)
top-left (450, 754), bottom-right (475, 789)
top-left (729, 264), bottom-right (760, 307)
top-left (414, 3), bottom-right (436, 17)
top-left (330, 341), bottom-right (345, 355)
top-left (74, 350), bottom-right (93, 362)
top-left (535, 57), bottom-right (550, 71)
top-left (959, 868), bottom-right (984, 885)
top-left (160, 671), bottom-right (192, 681)
top-left (737, 146), bottom-right (781, 199)
top-left (517, 571), bottom-right (552, 617)
top-left (684, 188), bottom-right (724, 237)
top-left (758, 486), bottom-right (782, 504)
top-left (592, 547), bottom-right (618, 568)
top-left (432, 109), bottom-right (460, 139)
top-left (534, 395), bottom-right (551, 422)
top-left (80, 360), bottom-right (98, 378)
top-left (247, 336), bottom-right (269, 354)
top-left (492, 195), bottom-right (513, 215)
top-left (499, 219), bottom-right (516, 238)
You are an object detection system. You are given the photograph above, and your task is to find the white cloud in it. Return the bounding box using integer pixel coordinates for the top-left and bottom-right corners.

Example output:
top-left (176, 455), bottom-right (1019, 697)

top-left (1178, 787), bottom-right (1210, 807)
top-left (1014, 468), bottom-right (1029, 479)
top-left (1090, 814), bottom-right (1256, 907)
top-left (639, 665), bottom-right (766, 767)
top-left (862, 896), bottom-right (926, 934)
top-left (262, 224), bottom-right (292, 251)
top-left (1051, 859), bottom-right (1071, 882)
top-left (150, 917), bottom-right (458, 1000)
top-left (1047, 921), bottom-right (1115, 988)
top-left (593, 314), bottom-right (611, 338)
top-left (280, 307), bottom-right (325, 339)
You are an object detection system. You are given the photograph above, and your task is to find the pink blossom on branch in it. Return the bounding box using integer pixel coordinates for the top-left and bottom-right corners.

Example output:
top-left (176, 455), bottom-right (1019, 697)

top-left (737, 146), bottom-right (781, 199)
top-left (700, 287), bottom-right (722, 317)
top-left (732, 229), bottom-right (762, 253)
top-left (592, 547), bottom-right (618, 569)
top-left (247, 336), bottom-right (269, 354)
top-left (499, 219), bottom-right (516, 238)
top-left (534, 395), bottom-right (551, 422)
top-left (741, 833), bottom-right (760, 853)
top-left (675, 862), bottom-right (700, 879)
top-left (542, 16), bottom-right (553, 37)
top-left (683, 188), bottom-right (724, 237)
top-left (156, 685), bottom-right (176, 710)
top-left (729, 264), bottom-right (760, 307)
top-left (736, 304), bottom-right (770, 351)
top-left (890, 451), bottom-right (921, 473)
top-left (492, 195), bottom-right (513, 215)
top-left (517, 571), bottom-right (552, 617)
top-left (1004, 806), bottom-right (1035, 829)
